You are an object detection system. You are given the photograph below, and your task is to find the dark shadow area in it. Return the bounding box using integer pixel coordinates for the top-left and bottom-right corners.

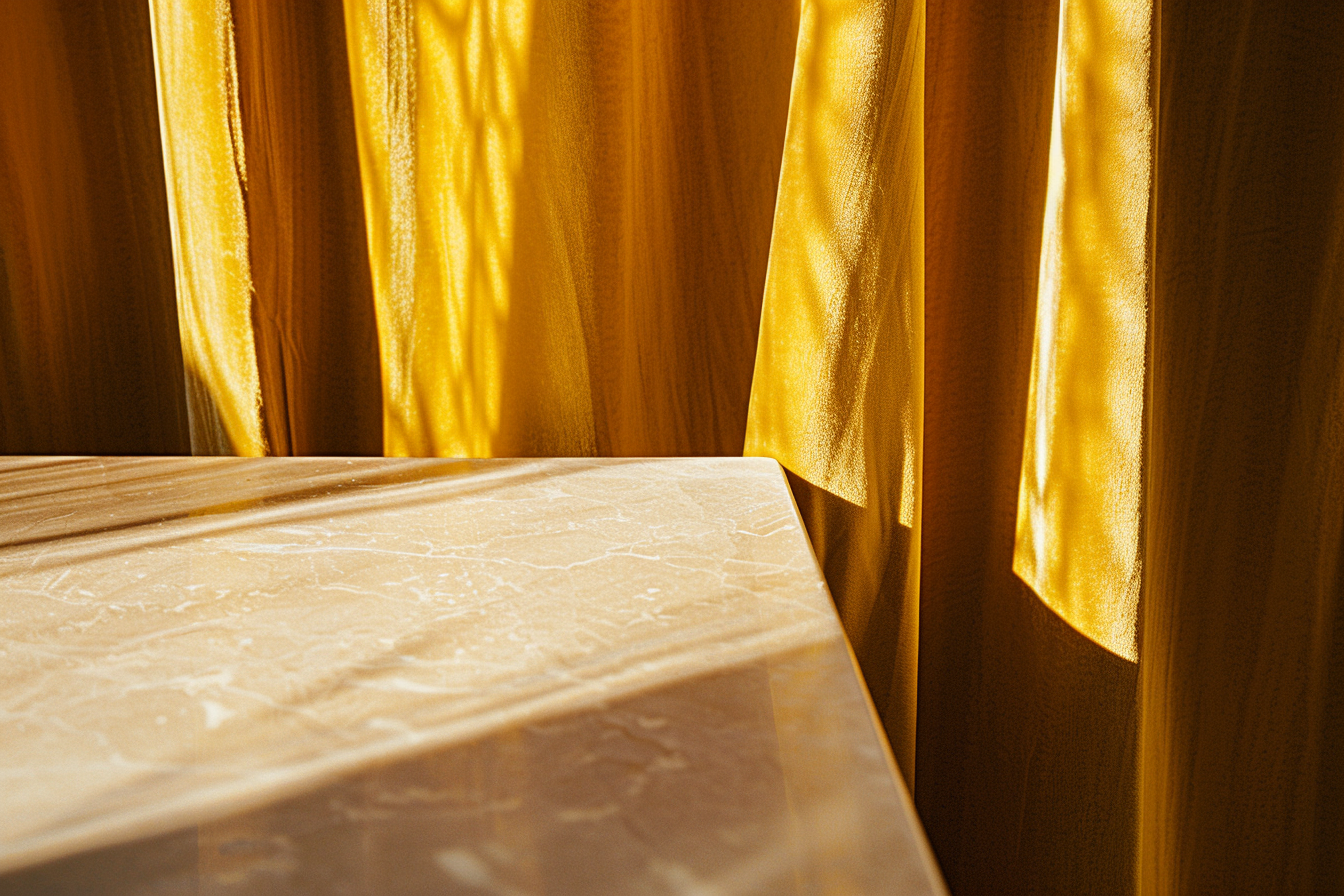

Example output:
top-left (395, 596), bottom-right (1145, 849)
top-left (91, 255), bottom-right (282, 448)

top-left (785, 469), bottom-right (915, 768)
top-left (0, 0), bottom-right (190, 455)
top-left (1143, 4), bottom-right (1344, 890)
top-left (0, 658), bottom-right (799, 896)
top-left (231, 0), bottom-right (382, 457)
top-left (953, 575), bottom-right (1137, 895)
top-left (917, 2), bottom-right (1141, 894)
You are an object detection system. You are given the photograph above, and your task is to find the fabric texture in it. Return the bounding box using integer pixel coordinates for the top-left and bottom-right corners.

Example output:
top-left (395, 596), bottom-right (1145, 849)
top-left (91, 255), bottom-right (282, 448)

top-left (919, 1), bottom-right (1141, 892)
top-left (2, 0), bottom-right (1343, 892)
top-left (743, 0), bottom-right (923, 778)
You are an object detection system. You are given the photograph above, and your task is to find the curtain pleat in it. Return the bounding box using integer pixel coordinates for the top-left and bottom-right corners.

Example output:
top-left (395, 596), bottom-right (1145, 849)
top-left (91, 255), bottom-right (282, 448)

top-left (0, 0), bottom-right (187, 455)
top-left (919, 1), bottom-right (1141, 893)
top-left (3, 1), bottom-right (1344, 892)
top-left (148, 0), bottom-right (266, 456)
top-left (343, 0), bottom-right (797, 457)
top-left (1143, 2), bottom-right (1344, 890)
top-left (743, 0), bottom-right (924, 779)
top-left (1013, 0), bottom-right (1149, 663)
top-left (231, 0), bottom-right (383, 457)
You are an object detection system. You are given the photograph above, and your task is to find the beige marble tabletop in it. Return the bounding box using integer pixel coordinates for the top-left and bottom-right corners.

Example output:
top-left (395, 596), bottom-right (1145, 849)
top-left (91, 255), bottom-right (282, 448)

top-left (0, 457), bottom-right (944, 895)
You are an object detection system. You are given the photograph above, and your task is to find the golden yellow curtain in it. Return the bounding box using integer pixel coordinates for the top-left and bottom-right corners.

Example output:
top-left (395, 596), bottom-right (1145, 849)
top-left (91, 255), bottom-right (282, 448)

top-left (741, 0), bottom-right (924, 782)
top-left (919, 0), bottom-right (1142, 890)
top-left (342, 0), bottom-right (797, 458)
top-left (3, 0), bottom-right (1344, 892)
top-left (1142, 2), bottom-right (1344, 891)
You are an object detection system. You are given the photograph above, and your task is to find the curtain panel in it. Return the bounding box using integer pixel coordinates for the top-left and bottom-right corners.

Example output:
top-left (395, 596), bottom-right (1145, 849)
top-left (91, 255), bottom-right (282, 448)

top-left (2, 0), bottom-right (1342, 892)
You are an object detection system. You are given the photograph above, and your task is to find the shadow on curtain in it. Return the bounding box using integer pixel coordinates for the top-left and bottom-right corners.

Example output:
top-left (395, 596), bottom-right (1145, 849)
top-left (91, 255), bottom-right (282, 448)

top-left (919, 1), bottom-right (1141, 893)
top-left (0, 0), bottom-right (188, 455)
top-left (5, 1), bottom-right (1344, 894)
top-left (343, 0), bottom-right (798, 459)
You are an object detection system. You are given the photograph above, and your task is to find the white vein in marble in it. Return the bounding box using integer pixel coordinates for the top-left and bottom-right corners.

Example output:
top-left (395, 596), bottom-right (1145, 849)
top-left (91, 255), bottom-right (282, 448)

top-left (0, 457), bottom-right (841, 874)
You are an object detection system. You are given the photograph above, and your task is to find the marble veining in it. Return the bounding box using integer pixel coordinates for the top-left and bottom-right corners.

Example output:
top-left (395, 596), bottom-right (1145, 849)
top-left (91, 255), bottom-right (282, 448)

top-left (0, 457), bottom-right (944, 894)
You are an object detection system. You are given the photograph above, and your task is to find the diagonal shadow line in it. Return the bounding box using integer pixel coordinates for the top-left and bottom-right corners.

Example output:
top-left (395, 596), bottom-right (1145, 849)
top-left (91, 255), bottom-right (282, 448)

top-left (0, 458), bottom-right (666, 574)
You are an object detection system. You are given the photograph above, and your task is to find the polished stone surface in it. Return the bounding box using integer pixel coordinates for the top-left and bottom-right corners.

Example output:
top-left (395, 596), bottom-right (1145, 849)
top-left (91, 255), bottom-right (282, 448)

top-left (0, 457), bottom-right (944, 894)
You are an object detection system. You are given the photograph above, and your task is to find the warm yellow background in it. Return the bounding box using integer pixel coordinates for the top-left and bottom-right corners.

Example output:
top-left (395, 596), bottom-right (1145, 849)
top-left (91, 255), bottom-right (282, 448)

top-left (3, 0), bottom-right (1343, 893)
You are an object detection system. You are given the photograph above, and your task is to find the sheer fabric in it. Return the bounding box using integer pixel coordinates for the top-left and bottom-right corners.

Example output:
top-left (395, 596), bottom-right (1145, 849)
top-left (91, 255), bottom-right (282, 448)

top-left (2, 0), bottom-right (1343, 892)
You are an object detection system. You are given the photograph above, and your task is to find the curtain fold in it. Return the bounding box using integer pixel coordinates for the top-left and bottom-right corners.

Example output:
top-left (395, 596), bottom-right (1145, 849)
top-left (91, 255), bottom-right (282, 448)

top-left (3, 0), bottom-right (1344, 892)
top-left (343, 0), bottom-right (797, 458)
top-left (231, 0), bottom-right (383, 457)
top-left (1013, 0), bottom-right (1149, 662)
top-left (743, 0), bottom-right (923, 779)
top-left (1142, 2), bottom-right (1344, 890)
top-left (0, 0), bottom-right (187, 455)
top-left (148, 0), bottom-right (267, 455)
top-left (919, 1), bottom-right (1141, 892)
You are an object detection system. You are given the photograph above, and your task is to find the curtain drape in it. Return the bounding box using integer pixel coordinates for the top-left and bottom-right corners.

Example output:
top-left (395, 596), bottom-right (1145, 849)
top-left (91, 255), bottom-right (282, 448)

top-left (3, 0), bottom-right (1343, 892)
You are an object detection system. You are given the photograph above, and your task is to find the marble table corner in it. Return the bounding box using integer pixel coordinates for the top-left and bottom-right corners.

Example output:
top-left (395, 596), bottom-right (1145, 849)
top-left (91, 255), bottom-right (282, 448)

top-left (0, 456), bottom-right (945, 895)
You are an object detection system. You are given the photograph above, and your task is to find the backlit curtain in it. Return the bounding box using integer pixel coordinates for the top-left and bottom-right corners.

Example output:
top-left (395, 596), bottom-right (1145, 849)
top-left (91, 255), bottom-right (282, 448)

top-left (3, 0), bottom-right (1343, 892)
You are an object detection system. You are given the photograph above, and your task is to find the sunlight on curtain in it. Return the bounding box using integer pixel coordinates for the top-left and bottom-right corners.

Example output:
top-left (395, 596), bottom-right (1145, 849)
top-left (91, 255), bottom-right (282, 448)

top-left (148, 0), bottom-right (265, 456)
top-left (7, 2), bottom-right (1344, 891)
top-left (344, 0), bottom-right (530, 457)
top-left (1013, 0), bottom-right (1150, 661)
top-left (344, 0), bottom-right (797, 458)
top-left (744, 0), bottom-right (923, 775)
